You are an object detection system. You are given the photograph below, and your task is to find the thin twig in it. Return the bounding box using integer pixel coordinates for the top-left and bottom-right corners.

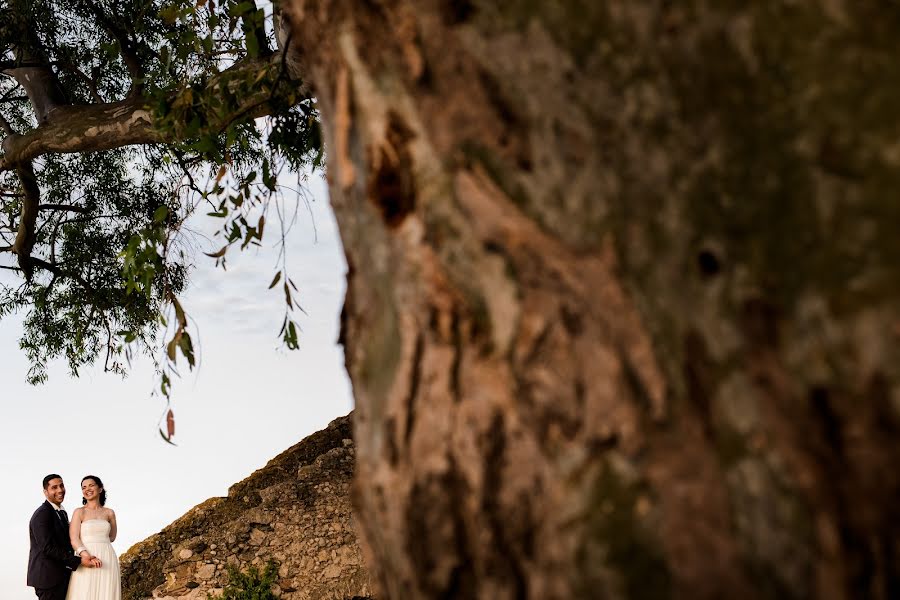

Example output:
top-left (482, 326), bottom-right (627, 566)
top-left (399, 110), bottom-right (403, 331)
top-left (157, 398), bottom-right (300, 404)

top-left (39, 203), bottom-right (88, 213)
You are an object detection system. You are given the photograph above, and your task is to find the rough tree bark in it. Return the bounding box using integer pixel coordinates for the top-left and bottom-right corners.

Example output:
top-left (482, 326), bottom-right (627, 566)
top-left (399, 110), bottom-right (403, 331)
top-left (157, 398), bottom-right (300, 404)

top-left (282, 2), bottom-right (899, 599)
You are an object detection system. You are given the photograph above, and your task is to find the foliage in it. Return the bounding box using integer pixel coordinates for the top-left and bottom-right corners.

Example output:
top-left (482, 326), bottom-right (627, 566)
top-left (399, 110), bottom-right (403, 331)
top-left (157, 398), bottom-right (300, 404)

top-left (208, 561), bottom-right (279, 600)
top-left (0, 0), bottom-right (321, 398)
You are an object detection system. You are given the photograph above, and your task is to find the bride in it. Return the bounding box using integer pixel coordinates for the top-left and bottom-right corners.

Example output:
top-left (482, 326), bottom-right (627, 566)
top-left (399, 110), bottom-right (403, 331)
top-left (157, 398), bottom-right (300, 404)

top-left (66, 475), bottom-right (121, 600)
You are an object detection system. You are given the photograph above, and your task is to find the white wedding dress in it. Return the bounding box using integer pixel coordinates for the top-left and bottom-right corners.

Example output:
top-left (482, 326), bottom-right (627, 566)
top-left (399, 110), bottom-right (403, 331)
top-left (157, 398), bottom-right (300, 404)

top-left (65, 519), bottom-right (121, 600)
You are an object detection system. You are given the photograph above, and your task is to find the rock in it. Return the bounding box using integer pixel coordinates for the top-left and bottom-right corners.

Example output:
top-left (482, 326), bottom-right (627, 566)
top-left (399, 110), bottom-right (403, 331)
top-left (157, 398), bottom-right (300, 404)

top-left (322, 563), bottom-right (342, 580)
top-left (249, 528), bottom-right (266, 545)
top-left (120, 414), bottom-right (372, 600)
top-left (196, 564), bottom-right (215, 580)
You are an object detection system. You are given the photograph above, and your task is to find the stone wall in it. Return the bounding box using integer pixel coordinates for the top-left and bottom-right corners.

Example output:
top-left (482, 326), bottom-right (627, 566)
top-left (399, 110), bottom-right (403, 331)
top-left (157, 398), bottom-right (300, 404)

top-left (120, 414), bottom-right (372, 600)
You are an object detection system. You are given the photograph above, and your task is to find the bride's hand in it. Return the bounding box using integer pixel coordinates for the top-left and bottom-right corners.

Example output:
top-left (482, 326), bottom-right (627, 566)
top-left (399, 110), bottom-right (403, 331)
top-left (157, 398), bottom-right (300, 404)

top-left (91, 557), bottom-right (102, 568)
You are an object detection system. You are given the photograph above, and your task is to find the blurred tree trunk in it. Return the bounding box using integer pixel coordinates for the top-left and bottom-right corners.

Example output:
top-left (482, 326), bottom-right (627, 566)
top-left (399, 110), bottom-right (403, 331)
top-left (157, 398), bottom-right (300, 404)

top-left (282, 2), bottom-right (900, 598)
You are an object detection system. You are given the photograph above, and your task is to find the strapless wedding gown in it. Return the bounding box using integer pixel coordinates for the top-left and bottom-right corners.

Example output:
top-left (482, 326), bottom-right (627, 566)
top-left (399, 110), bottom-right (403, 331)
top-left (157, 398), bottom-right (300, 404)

top-left (65, 519), bottom-right (121, 600)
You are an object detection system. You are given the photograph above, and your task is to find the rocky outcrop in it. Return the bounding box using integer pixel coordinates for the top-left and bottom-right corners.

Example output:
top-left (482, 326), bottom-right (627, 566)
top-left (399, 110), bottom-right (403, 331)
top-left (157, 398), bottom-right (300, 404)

top-left (120, 414), bottom-right (372, 600)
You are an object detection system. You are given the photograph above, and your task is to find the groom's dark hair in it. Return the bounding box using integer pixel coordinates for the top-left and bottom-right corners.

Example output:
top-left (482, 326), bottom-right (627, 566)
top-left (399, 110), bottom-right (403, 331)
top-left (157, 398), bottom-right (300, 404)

top-left (42, 474), bottom-right (62, 489)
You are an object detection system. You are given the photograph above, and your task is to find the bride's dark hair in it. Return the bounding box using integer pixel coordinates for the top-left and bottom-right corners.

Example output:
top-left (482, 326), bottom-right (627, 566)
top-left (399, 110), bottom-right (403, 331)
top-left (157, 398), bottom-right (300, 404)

top-left (81, 475), bottom-right (107, 506)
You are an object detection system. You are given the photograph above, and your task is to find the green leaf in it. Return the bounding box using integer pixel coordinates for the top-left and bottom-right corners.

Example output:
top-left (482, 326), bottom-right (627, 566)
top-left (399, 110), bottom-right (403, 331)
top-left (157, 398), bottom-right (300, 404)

top-left (158, 429), bottom-right (177, 446)
top-left (178, 332), bottom-right (195, 367)
top-left (245, 31), bottom-right (259, 58)
top-left (153, 205), bottom-right (169, 223)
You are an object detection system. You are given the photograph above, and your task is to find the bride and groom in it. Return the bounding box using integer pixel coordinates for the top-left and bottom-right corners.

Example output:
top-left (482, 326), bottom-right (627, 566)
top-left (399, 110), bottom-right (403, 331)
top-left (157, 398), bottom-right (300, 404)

top-left (27, 474), bottom-right (121, 600)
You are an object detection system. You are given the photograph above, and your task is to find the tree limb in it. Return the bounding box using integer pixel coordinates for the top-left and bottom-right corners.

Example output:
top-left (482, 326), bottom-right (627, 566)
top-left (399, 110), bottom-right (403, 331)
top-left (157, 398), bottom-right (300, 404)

top-left (0, 97), bottom-right (157, 167)
top-left (12, 160), bottom-right (39, 279)
top-left (241, 1), bottom-right (274, 58)
top-left (28, 256), bottom-right (91, 294)
top-left (55, 59), bottom-right (104, 103)
top-left (75, 0), bottom-right (146, 94)
top-left (5, 19), bottom-right (70, 124)
top-left (0, 113), bottom-right (14, 136)
top-left (0, 60), bottom-right (56, 70)
top-left (39, 203), bottom-right (89, 213)
top-left (0, 53), bottom-right (287, 171)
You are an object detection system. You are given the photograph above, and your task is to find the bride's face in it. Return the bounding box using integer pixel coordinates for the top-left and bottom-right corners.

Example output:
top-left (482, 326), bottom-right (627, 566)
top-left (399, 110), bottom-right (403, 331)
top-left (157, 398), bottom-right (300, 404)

top-left (81, 479), bottom-right (102, 502)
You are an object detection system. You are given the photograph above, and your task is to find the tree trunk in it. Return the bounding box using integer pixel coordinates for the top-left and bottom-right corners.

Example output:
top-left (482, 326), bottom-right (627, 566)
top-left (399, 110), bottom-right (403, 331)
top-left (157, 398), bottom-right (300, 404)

top-left (282, 2), bottom-right (900, 598)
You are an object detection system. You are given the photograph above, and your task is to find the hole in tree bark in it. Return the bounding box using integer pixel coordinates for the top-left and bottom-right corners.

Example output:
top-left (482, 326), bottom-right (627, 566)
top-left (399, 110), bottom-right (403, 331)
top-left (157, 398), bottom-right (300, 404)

top-left (368, 112), bottom-right (417, 228)
top-left (697, 248), bottom-right (721, 277)
top-left (809, 386), bottom-right (844, 457)
top-left (559, 304), bottom-right (583, 336)
top-left (441, 0), bottom-right (476, 24)
top-left (483, 239), bottom-right (503, 253)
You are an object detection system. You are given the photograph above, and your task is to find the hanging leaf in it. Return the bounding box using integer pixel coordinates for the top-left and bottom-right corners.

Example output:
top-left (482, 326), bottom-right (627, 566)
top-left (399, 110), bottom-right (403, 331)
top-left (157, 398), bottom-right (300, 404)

top-left (153, 205), bottom-right (168, 223)
top-left (159, 428), bottom-right (177, 446)
top-left (166, 335), bottom-right (178, 362)
top-left (204, 245), bottom-right (227, 258)
top-left (167, 409), bottom-right (176, 438)
top-left (172, 297), bottom-right (188, 328)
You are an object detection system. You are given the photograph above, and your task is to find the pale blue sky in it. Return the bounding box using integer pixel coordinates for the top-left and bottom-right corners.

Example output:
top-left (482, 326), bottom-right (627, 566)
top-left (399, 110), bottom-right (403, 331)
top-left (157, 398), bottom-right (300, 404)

top-left (0, 173), bottom-right (353, 599)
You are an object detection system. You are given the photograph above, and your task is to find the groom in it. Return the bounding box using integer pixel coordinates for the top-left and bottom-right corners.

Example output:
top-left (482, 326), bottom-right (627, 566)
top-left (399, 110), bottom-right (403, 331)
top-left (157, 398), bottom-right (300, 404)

top-left (27, 474), bottom-right (98, 600)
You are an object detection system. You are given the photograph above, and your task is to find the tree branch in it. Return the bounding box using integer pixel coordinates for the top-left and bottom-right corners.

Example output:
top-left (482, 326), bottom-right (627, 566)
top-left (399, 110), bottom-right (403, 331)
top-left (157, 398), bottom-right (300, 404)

top-left (0, 53), bottom-right (287, 171)
top-left (0, 97), bottom-right (157, 167)
top-left (241, 1), bottom-right (274, 58)
top-left (28, 256), bottom-right (88, 293)
top-left (28, 255), bottom-right (62, 276)
top-left (0, 113), bottom-right (14, 136)
top-left (75, 0), bottom-right (146, 94)
top-left (39, 203), bottom-right (89, 213)
top-left (55, 59), bottom-right (104, 103)
top-left (12, 160), bottom-right (40, 279)
top-left (5, 20), bottom-right (70, 124)
top-left (0, 60), bottom-right (55, 70)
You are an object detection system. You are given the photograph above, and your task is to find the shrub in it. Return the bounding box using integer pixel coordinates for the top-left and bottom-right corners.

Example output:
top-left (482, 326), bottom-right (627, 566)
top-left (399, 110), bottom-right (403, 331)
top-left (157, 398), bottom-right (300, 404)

top-left (208, 561), bottom-right (279, 600)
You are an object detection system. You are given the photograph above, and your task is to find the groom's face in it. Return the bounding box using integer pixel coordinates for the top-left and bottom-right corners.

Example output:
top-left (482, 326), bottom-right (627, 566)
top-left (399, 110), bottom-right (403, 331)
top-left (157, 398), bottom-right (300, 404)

top-left (43, 478), bottom-right (65, 505)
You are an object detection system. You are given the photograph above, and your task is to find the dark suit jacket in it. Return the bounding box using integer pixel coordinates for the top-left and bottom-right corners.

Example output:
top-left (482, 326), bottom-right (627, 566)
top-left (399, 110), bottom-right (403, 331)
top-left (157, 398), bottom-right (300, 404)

top-left (27, 501), bottom-right (81, 589)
